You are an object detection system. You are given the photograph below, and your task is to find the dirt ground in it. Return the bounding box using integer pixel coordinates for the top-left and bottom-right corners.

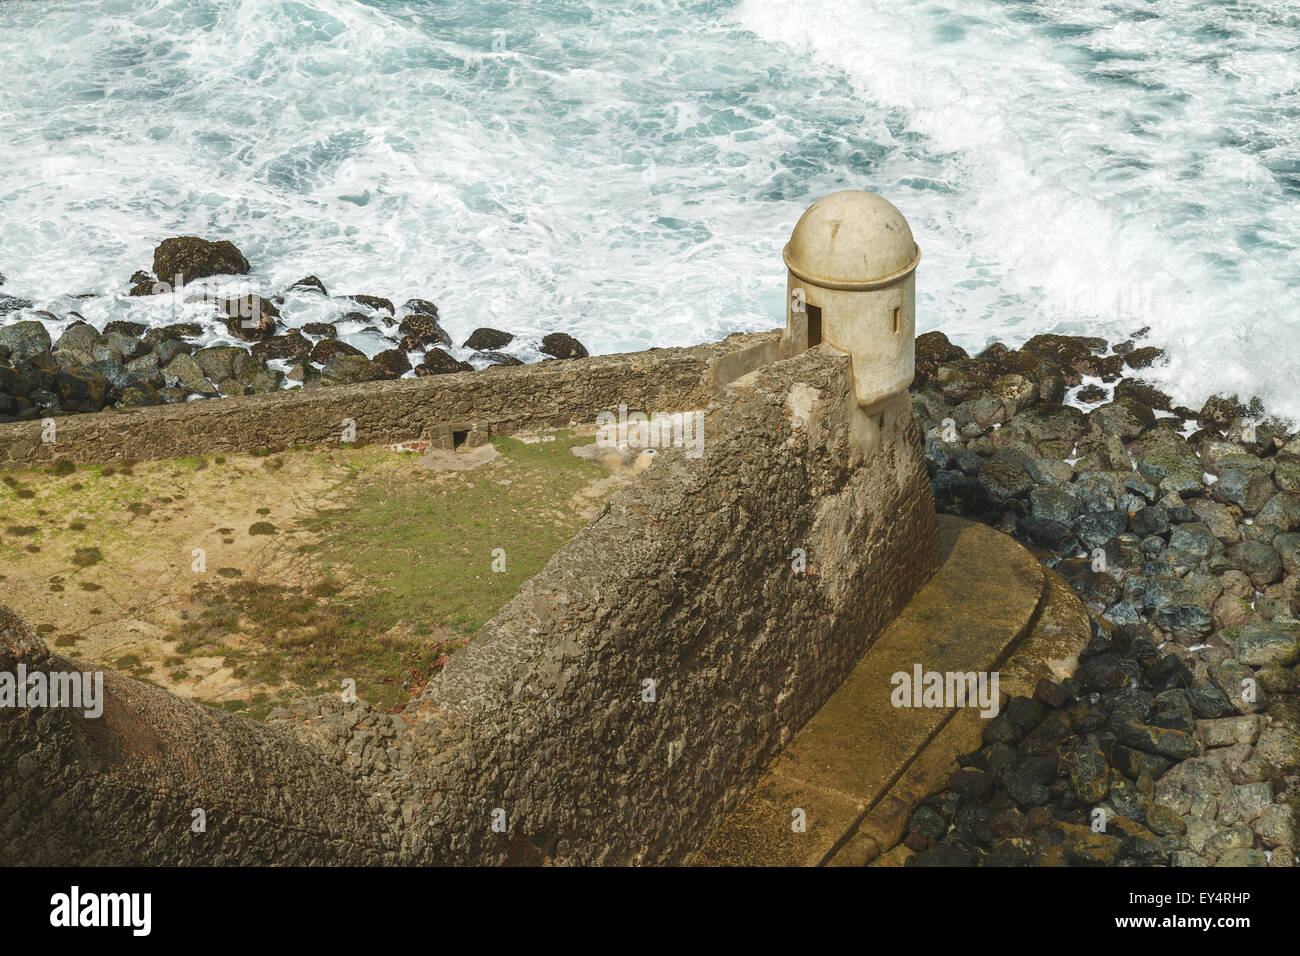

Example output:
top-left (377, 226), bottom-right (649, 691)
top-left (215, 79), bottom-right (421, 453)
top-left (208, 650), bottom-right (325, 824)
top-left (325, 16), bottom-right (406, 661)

top-left (0, 428), bottom-right (632, 717)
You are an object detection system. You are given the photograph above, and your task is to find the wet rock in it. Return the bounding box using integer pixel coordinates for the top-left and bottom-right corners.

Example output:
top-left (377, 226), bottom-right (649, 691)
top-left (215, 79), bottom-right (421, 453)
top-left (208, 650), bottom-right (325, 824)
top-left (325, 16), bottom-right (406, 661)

top-left (1019, 333), bottom-right (1109, 385)
top-left (140, 323), bottom-right (203, 350)
top-left (1208, 660), bottom-right (1265, 714)
top-left (289, 276), bottom-right (327, 295)
top-left (1077, 653), bottom-right (1140, 692)
top-left (1029, 484), bottom-right (1080, 523)
top-left (1233, 622), bottom-right (1300, 667)
top-left (54, 322), bottom-right (101, 354)
top-left (1198, 394), bottom-right (1248, 433)
top-left (251, 331), bottom-right (312, 362)
top-left (473, 350), bottom-right (524, 368)
top-left (1113, 721), bottom-right (1198, 760)
top-left (1124, 346), bottom-right (1164, 370)
top-left (1227, 540), bottom-right (1283, 588)
top-left (86, 359), bottom-right (130, 390)
top-left (947, 767), bottom-right (993, 803)
top-left (348, 294), bottom-right (395, 314)
top-left (162, 353), bottom-right (218, 396)
top-left (1087, 397), bottom-right (1155, 441)
top-left (320, 354), bottom-right (376, 385)
top-left (0, 293), bottom-right (33, 313)
top-left (152, 236), bottom-right (250, 283)
top-left (397, 313), bottom-right (452, 351)
top-left (1065, 743), bottom-right (1110, 803)
top-left (371, 349), bottom-right (412, 380)
top-left (1111, 745), bottom-right (1172, 781)
top-left (54, 368), bottom-right (113, 412)
top-left (0, 320), bottom-right (52, 363)
top-left (220, 294), bottom-right (279, 341)
top-left (401, 298), bottom-right (439, 317)
top-left (908, 805), bottom-right (948, 841)
top-left (300, 322), bottom-right (337, 339)
top-left (1073, 511), bottom-right (1129, 550)
top-left (1212, 466), bottom-right (1276, 515)
top-left (124, 353), bottom-right (163, 388)
top-left (540, 332), bottom-right (589, 360)
top-left (414, 348), bottom-right (474, 376)
top-left (1254, 726), bottom-right (1300, 770)
top-left (1132, 429), bottom-right (1203, 498)
top-left (309, 339), bottom-right (364, 364)
top-left (117, 382), bottom-right (162, 407)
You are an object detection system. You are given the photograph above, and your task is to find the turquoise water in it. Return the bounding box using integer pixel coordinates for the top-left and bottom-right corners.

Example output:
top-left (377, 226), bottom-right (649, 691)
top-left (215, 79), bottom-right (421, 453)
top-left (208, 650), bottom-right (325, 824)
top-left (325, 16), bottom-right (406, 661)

top-left (0, 0), bottom-right (1297, 414)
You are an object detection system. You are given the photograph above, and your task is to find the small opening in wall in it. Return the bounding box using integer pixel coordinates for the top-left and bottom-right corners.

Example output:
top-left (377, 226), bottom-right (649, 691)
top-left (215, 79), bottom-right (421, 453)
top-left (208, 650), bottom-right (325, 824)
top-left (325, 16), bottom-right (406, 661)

top-left (453, 430), bottom-right (469, 449)
top-left (892, 306), bottom-right (901, 334)
top-left (807, 304), bottom-right (822, 348)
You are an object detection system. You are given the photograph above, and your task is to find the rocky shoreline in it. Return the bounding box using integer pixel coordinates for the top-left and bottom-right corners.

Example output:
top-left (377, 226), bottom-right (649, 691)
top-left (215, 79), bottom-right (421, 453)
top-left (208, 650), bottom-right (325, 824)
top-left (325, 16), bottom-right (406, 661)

top-left (899, 330), bottom-right (1299, 867)
top-left (0, 237), bottom-right (589, 424)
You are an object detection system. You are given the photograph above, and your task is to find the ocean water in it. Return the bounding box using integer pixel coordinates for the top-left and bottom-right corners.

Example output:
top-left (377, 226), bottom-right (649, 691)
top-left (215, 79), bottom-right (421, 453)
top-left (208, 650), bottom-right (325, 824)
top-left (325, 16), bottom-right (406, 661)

top-left (0, 0), bottom-right (1296, 414)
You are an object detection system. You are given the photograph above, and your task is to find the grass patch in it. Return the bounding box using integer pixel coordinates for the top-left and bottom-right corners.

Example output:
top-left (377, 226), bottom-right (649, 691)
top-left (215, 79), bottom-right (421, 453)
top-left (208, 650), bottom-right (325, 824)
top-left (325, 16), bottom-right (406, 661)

top-left (71, 547), bottom-right (103, 567)
top-left (248, 521), bottom-right (276, 535)
top-left (301, 433), bottom-right (605, 637)
top-left (174, 578), bottom-right (459, 712)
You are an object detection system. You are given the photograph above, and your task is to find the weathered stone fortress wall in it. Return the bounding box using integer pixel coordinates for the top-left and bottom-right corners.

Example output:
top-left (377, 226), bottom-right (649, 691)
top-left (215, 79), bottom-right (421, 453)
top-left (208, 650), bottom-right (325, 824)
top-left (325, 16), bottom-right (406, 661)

top-left (0, 332), bottom-right (783, 466)
top-left (0, 342), bottom-right (940, 865)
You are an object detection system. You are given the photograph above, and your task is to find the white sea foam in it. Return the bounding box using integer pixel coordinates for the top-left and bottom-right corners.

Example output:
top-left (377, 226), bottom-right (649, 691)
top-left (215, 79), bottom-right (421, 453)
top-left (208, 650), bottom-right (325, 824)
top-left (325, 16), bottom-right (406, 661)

top-left (0, 0), bottom-right (1296, 416)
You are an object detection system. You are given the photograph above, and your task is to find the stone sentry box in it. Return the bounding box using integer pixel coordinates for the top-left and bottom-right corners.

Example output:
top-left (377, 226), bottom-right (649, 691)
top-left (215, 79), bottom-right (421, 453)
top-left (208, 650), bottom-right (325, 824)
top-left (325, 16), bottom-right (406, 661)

top-left (782, 190), bottom-right (921, 456)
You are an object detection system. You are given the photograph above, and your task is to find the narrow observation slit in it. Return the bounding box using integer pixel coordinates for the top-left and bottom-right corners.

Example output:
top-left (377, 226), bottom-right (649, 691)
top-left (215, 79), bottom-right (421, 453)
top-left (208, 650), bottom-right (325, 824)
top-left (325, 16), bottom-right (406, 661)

top-left (453, 430), bottom-right (469, 449)
top-left (806, 304), bottom-right (822, 348)
top-left (892, 306), bottom-right (901, 334)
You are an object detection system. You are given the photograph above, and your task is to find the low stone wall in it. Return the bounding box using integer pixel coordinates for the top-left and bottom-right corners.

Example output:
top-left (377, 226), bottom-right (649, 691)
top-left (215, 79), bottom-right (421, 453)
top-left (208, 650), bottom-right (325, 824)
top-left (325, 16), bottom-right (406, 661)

top-left (0, 343), bottom-right (941, 865)
top-left (0, 331), bottom-right (781, 467)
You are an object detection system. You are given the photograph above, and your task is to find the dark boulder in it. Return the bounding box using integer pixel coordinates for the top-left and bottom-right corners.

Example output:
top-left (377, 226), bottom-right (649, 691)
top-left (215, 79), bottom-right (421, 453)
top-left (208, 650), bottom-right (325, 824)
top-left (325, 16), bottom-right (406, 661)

top-left (220, 295), bottom-right (279, 341)
top-left (152, 237), bottom-right (250, 284)
top-left (117, 382), bottom-right (163, 407)
top-left (347, 294), bottom-right (394, 314)
top-left (289, 276), bottom-right (327, 295)
top-left (397, 313), bottom-right (452, 350)
top-left (473, 350), bottom-right (524, 368)
top-left (55, 368), bottom-right (113, 412)
top-left (54, 322), bottom-right (101, 354)
top-left (300, 322), bottom-right (337, 339)
top-left (320, 354), bottom-right (376, 385)
top-left (309, 339), bottom-right (364, 365)
top-left (0, 320), bottom-right (52, 363)
top-left (401, 298), bottom-right (439, 317)
top-left (540, 332), bottom-right (589, 360)
top-left (371, 349), bottom-right (412, 380)
top-left (85, 359), bottom-right (130, 390)
top-left (103, 320), bottom-right (146, 337)
top-left (141, 323), bottom-right (203, 350)
top-left (414, 348), bottom-right (474, 376)
top-left (251, 331), bottom-right (312, 362)
top-left (463, 327), bottom-right (514, 351)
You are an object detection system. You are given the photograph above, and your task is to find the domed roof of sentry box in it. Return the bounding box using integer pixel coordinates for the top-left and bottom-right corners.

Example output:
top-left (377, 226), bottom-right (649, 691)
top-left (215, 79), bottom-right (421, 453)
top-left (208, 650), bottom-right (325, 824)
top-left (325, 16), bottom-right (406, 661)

top-left (782, 190), bottom-right (921, 290)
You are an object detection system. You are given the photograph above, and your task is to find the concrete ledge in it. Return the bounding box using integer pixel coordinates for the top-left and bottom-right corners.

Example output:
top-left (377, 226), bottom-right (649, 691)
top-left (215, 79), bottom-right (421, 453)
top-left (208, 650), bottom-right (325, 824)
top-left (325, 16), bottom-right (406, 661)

top-left (689, 516), bottom-right (1091, 866)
